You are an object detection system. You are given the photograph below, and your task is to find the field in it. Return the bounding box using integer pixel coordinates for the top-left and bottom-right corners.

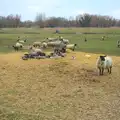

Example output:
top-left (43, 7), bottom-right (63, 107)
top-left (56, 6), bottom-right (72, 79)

top-left (0, 27), bottom-right (120, 55)
top-left (0, 28), bottom-right (120, 120)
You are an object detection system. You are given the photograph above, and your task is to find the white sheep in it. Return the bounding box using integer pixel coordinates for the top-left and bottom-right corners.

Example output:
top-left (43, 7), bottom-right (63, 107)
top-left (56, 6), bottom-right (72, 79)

top-left (33, 42), bottom-right (41, 47)
top-left (29, 46), bottom-right (42, 53)
top-left (12, 42), bottom-right (23, 51)
top-left (18, 39), bottom-right (27, 43)
top-left (47, 41), bottom-right (63, 47)
top-left (66, 44), bottom-right (77, 51)
top-left (46, 37), bottom-right (58, 42)
top-left (62, 39), bottom-right (69, 44)
top-left (96, 55), bottom-right (112, 75)
top-left (41, 42), bottom-right (48, 48)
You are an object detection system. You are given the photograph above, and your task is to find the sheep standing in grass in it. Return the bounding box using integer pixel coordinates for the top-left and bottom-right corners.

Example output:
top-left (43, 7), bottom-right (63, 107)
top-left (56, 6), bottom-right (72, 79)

top-left (29, 46), bottom-right (43, 53)
top-left (18, 39), bottom-right (27, 43)
top-left (12, 42), bottom-right (23, 51)
top-left (12, 45), bottom-right (19, 51)
top-left (41, 42), bottom-right (48, 48)
top-left (62, 39), bottom-right (69, 44)
top-left (66, 44), bottom-right (77, 51)
top-left (47, 41), bottom-right (63, 47)
top-left (33, 42), bottom-right (41, 47)
top-left (46, 37), bottom-right (58, 42)
top-left (96, 55), bottom-right (112, 75)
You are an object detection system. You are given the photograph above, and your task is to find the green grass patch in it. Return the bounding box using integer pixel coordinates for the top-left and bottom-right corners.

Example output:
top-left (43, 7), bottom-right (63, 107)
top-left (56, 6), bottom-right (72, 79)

top-left (0, 27), bottom-right (120, 56)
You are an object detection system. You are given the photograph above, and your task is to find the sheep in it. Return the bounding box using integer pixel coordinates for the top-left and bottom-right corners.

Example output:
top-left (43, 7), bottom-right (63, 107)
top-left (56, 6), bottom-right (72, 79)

top-left (17, 39), bottom-right (27, 43)
top-left (12, 42), bottom-right (23, 51)
top-left (47, 41), bottom-right (64, 47)
top-left (41, 42), bottom-right (48, 48)
top-left (58, 36), bottom-right (63, 40)
top-left (12, 45), bottom-right (19, 51)
top-left (84, 38), bottom-right (87, 42)
top-left (29, 46), bottom-right (43, 53)
top-left (46, 37), bottom-right (58, 42)
top-left (96, 55), bottom-right (112, 75)
top-left (33, 42), bottom-right (41, 47)
top-left (16, 42), bottom-right (23, 47)
top-left (101, 36), bottom-right (105, 41)
top-left (62, 39), bottom-right (69, 44)
top-left (66, 44), bottom-right (77, 51)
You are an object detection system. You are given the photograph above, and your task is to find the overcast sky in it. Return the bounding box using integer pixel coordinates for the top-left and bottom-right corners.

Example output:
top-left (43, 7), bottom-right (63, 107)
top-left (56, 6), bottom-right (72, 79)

top-left (0, 0), bottom-right (120, 21)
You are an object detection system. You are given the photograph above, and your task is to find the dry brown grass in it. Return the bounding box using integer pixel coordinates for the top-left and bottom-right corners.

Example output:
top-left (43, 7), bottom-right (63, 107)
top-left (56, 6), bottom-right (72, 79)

top-left (0, 52), bottom-right (120, 120)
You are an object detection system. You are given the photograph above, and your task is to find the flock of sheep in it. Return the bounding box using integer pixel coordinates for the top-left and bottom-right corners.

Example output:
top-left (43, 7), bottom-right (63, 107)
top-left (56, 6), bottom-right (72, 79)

top-left (12, 36), bottom-right (77, 52)
top-left (12, 36), bottom-right (113, 76)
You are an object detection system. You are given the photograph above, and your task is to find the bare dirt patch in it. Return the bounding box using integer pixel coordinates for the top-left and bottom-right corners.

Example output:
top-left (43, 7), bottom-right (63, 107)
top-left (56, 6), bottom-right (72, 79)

top-left (0, 52), bottom-right (120, 120)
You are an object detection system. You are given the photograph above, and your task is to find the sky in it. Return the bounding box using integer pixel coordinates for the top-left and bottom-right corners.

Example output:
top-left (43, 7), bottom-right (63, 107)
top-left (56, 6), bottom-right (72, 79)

top-left (0, 0), bottom-right (120, 21)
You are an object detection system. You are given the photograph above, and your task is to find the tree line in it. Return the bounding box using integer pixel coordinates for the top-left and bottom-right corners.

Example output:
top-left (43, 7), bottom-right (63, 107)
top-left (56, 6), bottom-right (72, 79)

top-left (0, 13), bottom-right (120, 28)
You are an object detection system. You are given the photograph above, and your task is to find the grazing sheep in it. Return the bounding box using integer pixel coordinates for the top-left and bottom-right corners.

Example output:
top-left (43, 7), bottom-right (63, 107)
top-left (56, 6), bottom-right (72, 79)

top-left (33, 42), bottom-right (41, 47)
top-left (18, 39), bottom-right (27, 43)
top-left (13, 42), bottom-right (23, 51)
top-left (46, 37), bottom-right (58, 42)
top-left (29, 46), bottom-right (42, 53)
top-left (62, 39), bottom-right (69, 44)
top-left (59, 36), bottom-right (63, 40)
top-left (16, 42), bottom-right (23, 47)
top-left (96, 55), bottom-right (112, 75)
top-left (66, 44), bottom-right (77, 51)
top-left (47, 41), bottom-right (64, 47)
top-left (12, 45), bottom-right (19, 51)
top-left (41, 42), bottom-right (48, 48)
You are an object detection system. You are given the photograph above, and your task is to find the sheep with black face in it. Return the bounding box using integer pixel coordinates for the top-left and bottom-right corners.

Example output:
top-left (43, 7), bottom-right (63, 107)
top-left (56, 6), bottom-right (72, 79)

top-left (96, 55), bottom-right (112, 75)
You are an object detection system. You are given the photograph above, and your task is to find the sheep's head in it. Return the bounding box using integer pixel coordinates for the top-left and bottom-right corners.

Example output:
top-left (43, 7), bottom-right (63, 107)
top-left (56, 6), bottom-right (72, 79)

top-left (74, 44), bottom-right (77, 46)
top-left (100, 55), bottom-right (106, 61)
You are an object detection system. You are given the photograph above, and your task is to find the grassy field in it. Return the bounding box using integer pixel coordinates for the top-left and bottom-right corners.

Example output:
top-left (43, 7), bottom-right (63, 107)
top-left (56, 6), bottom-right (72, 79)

top-left (0, 28), bottom-right (120, 120)
top-left (0, 27), bottom-right (120, 55)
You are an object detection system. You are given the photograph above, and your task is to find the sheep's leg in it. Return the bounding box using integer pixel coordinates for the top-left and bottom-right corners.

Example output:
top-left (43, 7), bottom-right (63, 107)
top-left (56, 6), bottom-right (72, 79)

top-left (101, 68), bottom-right (104, 75)
top-left (109, 66), bottom-right (112, 74)
top-left (72, 46), bottom-right (75, 51)
top-left (98, 68), bottom-right (101, 75)
top-left (107, 68), bottom-right (109, 73)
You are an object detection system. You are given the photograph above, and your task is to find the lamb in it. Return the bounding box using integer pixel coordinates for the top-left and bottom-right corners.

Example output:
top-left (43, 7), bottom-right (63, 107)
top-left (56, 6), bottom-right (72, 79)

top-left (96, 55), bottom-right (112, 75)
top-left (66, 44), bottom-right (77, 51)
